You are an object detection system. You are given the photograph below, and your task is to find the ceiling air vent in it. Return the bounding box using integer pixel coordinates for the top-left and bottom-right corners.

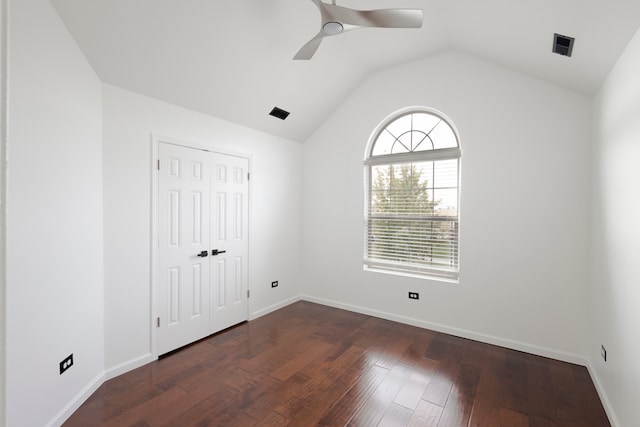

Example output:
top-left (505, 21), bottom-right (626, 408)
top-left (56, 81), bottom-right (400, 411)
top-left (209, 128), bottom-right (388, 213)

top-left (269, 106), bottom-right (290, 120)
top-left (553, 33), bottom-right (575, 57)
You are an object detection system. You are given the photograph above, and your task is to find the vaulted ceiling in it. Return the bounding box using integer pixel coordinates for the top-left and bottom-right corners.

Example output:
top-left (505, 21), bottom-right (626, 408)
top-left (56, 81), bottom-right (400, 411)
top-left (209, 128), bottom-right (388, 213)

top-left (51, 0), bottom-right (640, 142)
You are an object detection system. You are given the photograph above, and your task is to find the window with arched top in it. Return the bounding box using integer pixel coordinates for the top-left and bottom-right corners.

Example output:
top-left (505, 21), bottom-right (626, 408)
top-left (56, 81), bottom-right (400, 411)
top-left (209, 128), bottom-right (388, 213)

top-left (364, 109), bottom-right (461, 281)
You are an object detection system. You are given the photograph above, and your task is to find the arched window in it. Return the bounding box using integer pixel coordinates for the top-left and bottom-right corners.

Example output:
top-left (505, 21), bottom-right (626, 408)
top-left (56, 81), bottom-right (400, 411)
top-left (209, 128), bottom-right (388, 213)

top-left (364, 108), bottom-right (461, 281)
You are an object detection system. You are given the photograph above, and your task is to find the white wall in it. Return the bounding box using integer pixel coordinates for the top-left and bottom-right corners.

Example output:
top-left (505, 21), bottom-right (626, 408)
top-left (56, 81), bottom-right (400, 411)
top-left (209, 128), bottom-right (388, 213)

top-left (590, 28), bottom-right (640, 427)
top-left (102, 84), bottom-right (302, 373)
top-left (0, 0), bottom-right (7, 425)
top-left (302, 51), bottom-right (591, 362)
top-left (6, 0), bottom-right (104, 426)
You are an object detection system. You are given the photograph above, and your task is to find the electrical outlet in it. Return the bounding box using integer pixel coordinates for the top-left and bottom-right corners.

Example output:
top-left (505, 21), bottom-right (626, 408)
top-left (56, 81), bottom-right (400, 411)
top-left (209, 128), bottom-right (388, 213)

top-left (59, 354), bottom-right (74, 375)
top-left (408, 292), bottom-right (419, 300)
top-left (271, 280), bottom-right (278, 288)
top-left (601, 345), bottom-right (607, 362)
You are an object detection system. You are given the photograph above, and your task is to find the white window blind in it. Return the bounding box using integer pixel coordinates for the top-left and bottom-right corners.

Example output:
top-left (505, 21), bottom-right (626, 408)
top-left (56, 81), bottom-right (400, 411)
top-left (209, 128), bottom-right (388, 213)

top-left (364, 111), bottom-right (461, 281)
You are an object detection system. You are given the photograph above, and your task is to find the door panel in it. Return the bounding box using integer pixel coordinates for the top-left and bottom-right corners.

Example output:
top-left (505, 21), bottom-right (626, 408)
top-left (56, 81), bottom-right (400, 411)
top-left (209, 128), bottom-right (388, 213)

top-left (158, 143), bottom-right (211, 354)
top-left (210, 153), bottom-right (249, 332)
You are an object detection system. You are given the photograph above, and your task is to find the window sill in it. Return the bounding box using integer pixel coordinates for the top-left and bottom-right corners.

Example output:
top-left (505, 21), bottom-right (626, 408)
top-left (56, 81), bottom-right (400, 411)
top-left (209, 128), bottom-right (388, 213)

top-left (363, 265), bottom-right (459, 284)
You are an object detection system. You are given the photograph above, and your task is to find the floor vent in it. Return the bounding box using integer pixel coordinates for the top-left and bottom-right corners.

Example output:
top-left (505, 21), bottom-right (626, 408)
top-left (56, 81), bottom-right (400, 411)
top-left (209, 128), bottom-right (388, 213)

top-left (553, 33), bottom-right (575, 57)
top-left (269, 106), bottom-right (290, 120)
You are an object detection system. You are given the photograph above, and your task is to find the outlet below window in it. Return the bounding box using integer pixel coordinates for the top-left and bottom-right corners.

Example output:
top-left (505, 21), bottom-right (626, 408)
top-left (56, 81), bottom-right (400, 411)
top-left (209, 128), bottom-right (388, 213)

top-left (59, 354), bottom-right (74, 375)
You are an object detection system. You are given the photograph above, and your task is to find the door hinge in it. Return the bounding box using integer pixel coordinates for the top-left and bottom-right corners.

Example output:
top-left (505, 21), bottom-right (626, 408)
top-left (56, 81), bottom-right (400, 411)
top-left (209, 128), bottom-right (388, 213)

top-left (156, 317), bottom-right (160, 327)
top-left (157, 159), bottom-right (160, 170)
top-left (247, 290), bottom-right (250, 298)
top-left (247, 172), bottom-right (250, 181)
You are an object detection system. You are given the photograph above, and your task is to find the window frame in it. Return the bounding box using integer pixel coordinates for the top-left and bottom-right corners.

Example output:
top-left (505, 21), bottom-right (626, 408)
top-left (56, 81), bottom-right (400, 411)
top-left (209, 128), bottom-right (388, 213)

top-left (364, 108), bottom-right (462, 282)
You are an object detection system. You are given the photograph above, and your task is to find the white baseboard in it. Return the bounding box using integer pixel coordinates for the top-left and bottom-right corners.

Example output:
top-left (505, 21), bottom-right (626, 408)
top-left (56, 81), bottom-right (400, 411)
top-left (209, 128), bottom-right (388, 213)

top-left (586, 361), bottom-right (620, 427)
top-left (104, 353), bottom-right (157, 381)
top-left (250, 295), bottom-right (301, 320)
top-left (300, 294), bottom-right (587, 366)
top-left (47, 372), bottom-right (104, 427)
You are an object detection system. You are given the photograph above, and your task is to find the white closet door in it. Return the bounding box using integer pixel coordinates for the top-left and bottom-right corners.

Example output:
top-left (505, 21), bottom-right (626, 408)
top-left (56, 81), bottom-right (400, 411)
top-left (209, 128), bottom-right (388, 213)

top-left (158, 143), bottom-right (211, 354)
top-left (158, 143), bottom-right (249, 355)
top-left (209, 153), bottom-right (249, 333)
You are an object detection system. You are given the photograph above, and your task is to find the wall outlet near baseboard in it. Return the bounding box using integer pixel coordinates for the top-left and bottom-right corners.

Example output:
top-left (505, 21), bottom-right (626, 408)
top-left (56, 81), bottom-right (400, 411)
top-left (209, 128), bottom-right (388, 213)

top-left (60, 353), bottom-right (74, 374)
top-left (601, 345), bottom-right (607, 362)
top-left (271, 280), bottom-right (278, 288)
top-left (408, 292), bottom-right (419, 300)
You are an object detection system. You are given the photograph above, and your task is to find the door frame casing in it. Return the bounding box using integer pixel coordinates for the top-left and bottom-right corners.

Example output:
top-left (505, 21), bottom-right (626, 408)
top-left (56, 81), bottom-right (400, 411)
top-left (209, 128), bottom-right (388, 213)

top-left (150, 134), bottom-right (252, 357)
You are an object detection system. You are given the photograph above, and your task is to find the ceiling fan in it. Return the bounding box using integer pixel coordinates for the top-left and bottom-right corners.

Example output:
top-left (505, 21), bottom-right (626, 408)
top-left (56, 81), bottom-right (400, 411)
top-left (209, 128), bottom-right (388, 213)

top-left (294, 0), bottom-right (423, 60)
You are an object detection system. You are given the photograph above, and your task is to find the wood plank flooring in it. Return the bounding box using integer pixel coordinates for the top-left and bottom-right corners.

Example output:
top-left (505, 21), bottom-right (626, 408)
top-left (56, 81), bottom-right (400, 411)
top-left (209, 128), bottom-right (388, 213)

top-left (63, 301), bottom-right (610, 426)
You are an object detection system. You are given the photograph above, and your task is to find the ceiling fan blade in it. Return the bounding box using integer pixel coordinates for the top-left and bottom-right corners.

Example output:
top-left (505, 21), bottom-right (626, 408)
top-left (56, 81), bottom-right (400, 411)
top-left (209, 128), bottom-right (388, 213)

top-left (294, 32), bottom-right (325, 60)
top-left (325, 5), bottom-right (423, 29)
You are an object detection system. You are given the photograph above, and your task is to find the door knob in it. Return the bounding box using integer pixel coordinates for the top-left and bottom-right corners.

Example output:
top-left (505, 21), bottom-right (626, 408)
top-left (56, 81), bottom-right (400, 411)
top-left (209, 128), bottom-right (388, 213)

top-left (211, 249), bottom-right (227, 256)
top-left (197, 250), bottom-right (209, 257)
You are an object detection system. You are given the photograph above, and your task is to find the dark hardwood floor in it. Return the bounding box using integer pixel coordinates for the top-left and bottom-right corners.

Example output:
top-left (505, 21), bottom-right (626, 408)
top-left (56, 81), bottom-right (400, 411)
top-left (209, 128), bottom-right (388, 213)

top-left (64, 301), bottom-right (610, 426)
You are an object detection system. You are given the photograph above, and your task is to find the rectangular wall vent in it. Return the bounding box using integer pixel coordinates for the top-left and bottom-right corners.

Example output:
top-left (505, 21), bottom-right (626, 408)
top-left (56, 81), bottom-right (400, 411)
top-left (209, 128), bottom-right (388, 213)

top-left (553, 33), bottom-right (575, 57)
top-left (269, 106), bottom-right (290, 120)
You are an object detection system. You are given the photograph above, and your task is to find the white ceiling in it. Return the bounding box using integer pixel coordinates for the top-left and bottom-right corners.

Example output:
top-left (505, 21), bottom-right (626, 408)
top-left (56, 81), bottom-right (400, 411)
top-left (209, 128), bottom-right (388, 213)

top-left (50, 0), bottom-right (640, 142)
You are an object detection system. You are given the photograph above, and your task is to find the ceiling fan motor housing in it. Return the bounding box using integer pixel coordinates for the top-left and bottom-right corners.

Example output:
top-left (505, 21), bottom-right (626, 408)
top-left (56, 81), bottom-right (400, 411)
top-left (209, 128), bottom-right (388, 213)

top-left (323, 21), bottom-right (344, 35)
